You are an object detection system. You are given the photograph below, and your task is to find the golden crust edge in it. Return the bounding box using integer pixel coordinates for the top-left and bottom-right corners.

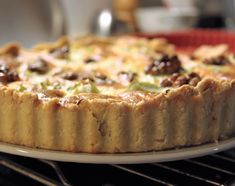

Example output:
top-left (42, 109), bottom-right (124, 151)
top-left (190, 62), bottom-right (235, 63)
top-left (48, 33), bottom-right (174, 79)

top-left (0, 78), bottom-right (234, 153)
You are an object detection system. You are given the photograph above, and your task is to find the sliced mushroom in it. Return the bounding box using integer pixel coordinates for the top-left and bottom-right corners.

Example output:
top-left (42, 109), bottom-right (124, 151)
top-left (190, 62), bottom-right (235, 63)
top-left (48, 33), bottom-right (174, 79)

top-left (40, 89), bottom-right (65, 98)
top-left (0, 63), bottom-right (9, 74)
top-left (0, 72), bottom-right (7, 83)
top-left (117, 71), bottom-right (137, 84)
top-left (0, 44), bottom-right (20, 57)
top-left (28, 58), bottom-right (49, 74)
top-left (62, 72), bottom-right (78, 80)
top-left (161, 72), bottom-right (201, 87)
top-left (0, 63), bottom-right (20, 84)
top-left (49, 45), bottom-right (69, 59)
top-left (203, 56), bottom-right (230, 65)
top-left (94, 73), bottom-right (114, 85)
top-left (145, 55), bottom-right (182, 75)
top-left (7, 71), bottom-right (20, 82)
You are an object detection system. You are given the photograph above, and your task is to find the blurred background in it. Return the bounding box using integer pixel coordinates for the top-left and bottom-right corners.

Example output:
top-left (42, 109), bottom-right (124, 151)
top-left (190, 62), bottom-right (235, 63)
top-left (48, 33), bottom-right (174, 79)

top-left (0, 0), bottom-right (234, 47)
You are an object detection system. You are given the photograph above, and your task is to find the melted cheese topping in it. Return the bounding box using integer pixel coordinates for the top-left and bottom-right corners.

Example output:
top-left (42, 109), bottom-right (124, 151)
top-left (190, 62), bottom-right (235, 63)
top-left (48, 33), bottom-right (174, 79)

top-left (1, 36), bottom-right (235, 100)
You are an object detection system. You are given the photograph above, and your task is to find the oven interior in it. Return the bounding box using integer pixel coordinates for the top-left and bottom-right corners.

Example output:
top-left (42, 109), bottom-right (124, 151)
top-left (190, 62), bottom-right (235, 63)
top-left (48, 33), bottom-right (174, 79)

top-left (0, 150), bottom-right (234, 186)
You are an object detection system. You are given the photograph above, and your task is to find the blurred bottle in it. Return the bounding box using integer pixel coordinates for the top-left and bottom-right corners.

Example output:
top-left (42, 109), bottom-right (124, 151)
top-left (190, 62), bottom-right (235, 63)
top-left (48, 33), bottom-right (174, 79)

top-left (163, 0), bottom-right (196, 9)
top-left (61, 0), bottom-right (112, 36)
top-left (223, 0), bottom-right (235, 30)
top-left (196, 0), bottom-right (225, 29)
top-left (113, 0), bottom-right (139, 32)
top-left (136, 0), bottom-right (198, 33)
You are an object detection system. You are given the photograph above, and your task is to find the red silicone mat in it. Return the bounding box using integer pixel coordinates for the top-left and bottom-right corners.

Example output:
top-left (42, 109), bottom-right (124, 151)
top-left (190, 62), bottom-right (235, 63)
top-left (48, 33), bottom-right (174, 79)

top-left (137, 29), bottom-right (235, 52)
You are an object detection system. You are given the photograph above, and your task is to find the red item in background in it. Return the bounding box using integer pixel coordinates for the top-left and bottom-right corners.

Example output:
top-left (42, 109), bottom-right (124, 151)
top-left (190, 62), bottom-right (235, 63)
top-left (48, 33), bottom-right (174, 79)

top-left (137, 29), bottom-right (235, 53)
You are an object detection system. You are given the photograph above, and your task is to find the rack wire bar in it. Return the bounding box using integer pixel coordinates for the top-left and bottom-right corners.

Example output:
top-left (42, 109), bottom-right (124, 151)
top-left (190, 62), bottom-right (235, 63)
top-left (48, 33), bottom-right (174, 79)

top-left (39, 160), bottom-right (71, 186)
top-left (0, 155), bottom-right (63, 186)
top-left (111, 164), bottom-right (173, 185)
top-left (185, 159), bottom-right (235, 176)
top-left (153, 163), bottom-right (221, 185)
top-left (211, 154), bottom-right (235, 163)
top-left (0, 150), bottom-right (234, 186)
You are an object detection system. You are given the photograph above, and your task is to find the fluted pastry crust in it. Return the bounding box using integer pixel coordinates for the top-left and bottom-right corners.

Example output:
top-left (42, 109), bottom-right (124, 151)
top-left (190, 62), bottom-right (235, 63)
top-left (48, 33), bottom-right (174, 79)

top-left (0, 36), bottom-right (234, 153)
top-left (0, 78), bottom-right (234, 153)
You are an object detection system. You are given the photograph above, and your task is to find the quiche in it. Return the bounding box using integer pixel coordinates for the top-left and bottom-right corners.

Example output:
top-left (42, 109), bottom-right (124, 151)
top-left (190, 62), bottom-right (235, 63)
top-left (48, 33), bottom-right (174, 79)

top-left (0, 36), bottom-right (235, 153)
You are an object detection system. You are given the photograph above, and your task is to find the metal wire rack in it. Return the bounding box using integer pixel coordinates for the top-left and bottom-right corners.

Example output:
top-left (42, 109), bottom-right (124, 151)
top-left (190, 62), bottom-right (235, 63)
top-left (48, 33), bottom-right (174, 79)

top-left (0, 150), bottom-right (234, 186)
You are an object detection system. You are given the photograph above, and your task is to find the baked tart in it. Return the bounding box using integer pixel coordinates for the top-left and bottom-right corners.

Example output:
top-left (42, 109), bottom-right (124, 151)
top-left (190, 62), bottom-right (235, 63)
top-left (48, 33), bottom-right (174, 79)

top-left (0, 36), bottom-right (234, 153)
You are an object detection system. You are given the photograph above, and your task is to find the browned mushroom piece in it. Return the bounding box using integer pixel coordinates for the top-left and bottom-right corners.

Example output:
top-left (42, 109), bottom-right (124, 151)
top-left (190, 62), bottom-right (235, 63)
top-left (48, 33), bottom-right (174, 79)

top-left (84, 55), bottom-right (101, 64)
top-left (7, 71), bottom-right (20, 82)
top-left (28, 58), bottom-right (49, 74)
top-left (62, 72), bottom-right (78, 80)
top-left (161, 72), bottom-right (201, 88)
top-left (0, 72), bottom-right (8, 83)
top-left (74, 72), bottom-right (94, 82)
top-left (174, 76), bottom-right (189, 87)
top-left (40, 89), bottom-right (65, 98)
top-left (169, 73), bottom-right (180, 81)
top-left (6, 45), bottom-right (20, 57)
top-left (49, 45), bottom-right (69, 59)
top-left (203, 56), bottom-right (230, 65)
top-left (117, 71), bottom-right (137, 83)
top-left (145, 55), bottom-right (183, 75)
top-left (189, 77), bottom-right (201, 86)
top-left (160, 78), bottom-right (173, 87)
top-left (0, 63), bottom-right (9, 74)
top-left (94, 73), bottom-right (114, 85)
top-left (0, 63), bottom-right (20, 84)
top-left (0, 44), bottom-right (20, 57)
top-left (84, 58), bottom-right (97, 63)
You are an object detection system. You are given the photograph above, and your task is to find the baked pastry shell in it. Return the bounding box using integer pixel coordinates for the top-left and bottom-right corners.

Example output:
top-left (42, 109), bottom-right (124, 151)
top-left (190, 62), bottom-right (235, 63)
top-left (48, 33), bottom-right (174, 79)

top-left (0, 78), bottom-right (235, 153)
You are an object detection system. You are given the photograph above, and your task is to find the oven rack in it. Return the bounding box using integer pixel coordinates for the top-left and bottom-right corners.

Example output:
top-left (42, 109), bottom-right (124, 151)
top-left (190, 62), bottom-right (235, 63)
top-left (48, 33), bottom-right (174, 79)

top-left (0, 150), bottom-right (234, 186)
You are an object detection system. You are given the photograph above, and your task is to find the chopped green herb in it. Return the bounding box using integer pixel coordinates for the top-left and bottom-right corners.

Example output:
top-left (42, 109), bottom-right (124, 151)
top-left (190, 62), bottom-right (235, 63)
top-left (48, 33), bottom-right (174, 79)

top-left (17, 84), bottom-right (26, 92)
top-left (78, 81), bottom-right (99, 93)
top-left (40, 79), bottom-right (51, 89)
top-left (40, 82), bottom-right (47, 89)
top-left (67, 81), bottom-right (99, 94)
top-left (128, 82), bottom-right (160, 93)
top-left (53, 84), bottom-right (62, 90)
top-left (67, 83), bottom-right (79, 91)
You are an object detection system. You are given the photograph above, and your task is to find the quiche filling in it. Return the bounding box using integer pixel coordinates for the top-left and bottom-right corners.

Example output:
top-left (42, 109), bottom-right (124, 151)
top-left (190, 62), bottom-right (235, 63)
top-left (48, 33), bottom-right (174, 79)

top-left (0, 36), bottom-right (235, 101)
